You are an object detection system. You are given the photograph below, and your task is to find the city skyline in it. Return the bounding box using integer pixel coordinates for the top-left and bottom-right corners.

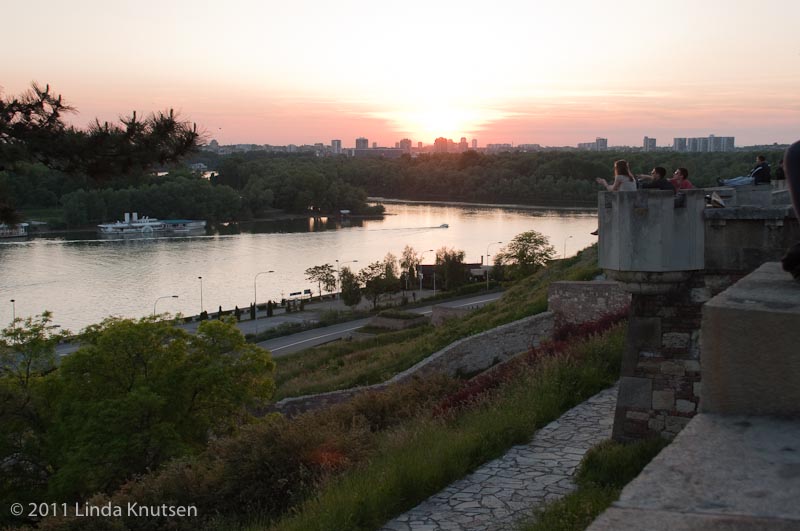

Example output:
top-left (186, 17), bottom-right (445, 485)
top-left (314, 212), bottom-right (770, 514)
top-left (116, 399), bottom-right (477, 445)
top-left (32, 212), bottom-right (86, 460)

top-left (4, 0), bottom-right (799, 147)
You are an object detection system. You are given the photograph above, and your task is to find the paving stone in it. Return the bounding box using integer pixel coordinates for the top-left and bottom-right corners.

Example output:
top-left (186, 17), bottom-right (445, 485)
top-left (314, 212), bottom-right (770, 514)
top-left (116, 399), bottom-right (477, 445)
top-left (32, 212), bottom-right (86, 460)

top-left (380, 384), bottom-right (617, 531)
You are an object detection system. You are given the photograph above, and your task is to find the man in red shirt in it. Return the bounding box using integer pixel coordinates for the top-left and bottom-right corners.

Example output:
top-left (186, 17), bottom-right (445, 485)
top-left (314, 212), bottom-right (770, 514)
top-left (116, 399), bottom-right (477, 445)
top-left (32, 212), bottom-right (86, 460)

top-left (669, 167), bottom-right (694, 191)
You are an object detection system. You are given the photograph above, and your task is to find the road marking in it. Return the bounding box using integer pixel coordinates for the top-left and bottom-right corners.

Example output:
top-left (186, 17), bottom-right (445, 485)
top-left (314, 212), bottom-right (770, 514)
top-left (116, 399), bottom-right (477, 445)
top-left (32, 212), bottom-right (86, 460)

top-left (269, 325), bottom-right (364, 352)
top-left (452, 297), bottom-right (498, 307)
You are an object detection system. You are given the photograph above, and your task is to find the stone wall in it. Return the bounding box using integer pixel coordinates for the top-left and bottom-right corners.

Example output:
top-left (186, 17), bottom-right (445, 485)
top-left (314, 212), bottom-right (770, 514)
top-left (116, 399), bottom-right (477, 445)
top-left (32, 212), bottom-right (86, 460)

top-left (548, 281), bottom-right (631, 329)
top-left (271, 312), bottom-right (554, 417)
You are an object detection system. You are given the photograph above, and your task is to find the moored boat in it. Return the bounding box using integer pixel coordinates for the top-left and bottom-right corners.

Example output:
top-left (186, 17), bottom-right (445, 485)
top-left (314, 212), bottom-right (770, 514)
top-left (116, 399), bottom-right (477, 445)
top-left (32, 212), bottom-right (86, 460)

top-left (97, 213), bottom-right (205, 235)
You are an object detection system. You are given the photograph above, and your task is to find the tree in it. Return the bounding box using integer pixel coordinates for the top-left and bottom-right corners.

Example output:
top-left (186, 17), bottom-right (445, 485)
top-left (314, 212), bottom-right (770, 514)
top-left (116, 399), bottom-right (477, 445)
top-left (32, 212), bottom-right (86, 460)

top-left (494, 230), bottom-right (556, 279)
top-left (305, 264), bottom-right (337, 298)
top-left (0, 315), bottom-right (274, 503)
top-left (0, 83), bottom-right (200, 224)
top-left (400, 245), bottom-right (419, 289)
top-left (339, 267), bottom-right (362, 308)
top-left (435, 247), bottom-right (468, 291)
top-left (0, 313), bottom-right (69, 508)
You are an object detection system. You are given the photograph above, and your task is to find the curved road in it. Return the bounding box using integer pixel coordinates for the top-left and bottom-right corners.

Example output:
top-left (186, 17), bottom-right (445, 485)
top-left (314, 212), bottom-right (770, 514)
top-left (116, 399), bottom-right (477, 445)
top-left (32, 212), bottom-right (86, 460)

top-left (259, 292), bottom-right (503, 357)
top-left (54, 292), bottom-right (503, 358)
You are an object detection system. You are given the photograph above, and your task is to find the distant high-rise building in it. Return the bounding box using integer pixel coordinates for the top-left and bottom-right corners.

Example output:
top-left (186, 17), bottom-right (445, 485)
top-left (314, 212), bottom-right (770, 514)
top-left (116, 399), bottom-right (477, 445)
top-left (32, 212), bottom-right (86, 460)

top-left (355, 137), bottom-right (368, 149)
top-left (471, 139), bottom-right (477, 150)
top-left (673, 138), bottom-right (687, 152)
top-left (595, 137), bottom-right (608, 151)
top-left (434, 137), bottom-right (448, 153)
top-left (418, 141), bottom-right (423, 150)
top-left (643, 136), bottom-right (657, 151)
top-left (721, 136), bottom-right (735, 152)
top-left (372, 142), bottom-right (378, 149)
top-left (399, 138), bottom-right (412, 153)
top-left (331, 139), bottom-right (342, 154)
top-left (459, 137), bottom-right (468, 152)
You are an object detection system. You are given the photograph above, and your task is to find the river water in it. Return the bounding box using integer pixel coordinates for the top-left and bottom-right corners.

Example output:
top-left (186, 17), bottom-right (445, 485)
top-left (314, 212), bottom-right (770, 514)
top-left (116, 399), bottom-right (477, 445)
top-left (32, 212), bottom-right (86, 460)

top-left (0, 202), bottom-right (596, 331)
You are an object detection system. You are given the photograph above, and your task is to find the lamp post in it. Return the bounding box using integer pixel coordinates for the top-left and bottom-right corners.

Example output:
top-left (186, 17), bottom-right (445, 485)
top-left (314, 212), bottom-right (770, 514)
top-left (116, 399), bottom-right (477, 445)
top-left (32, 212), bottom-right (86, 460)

top-left (563, 235), bottom-right (573, 259)
top-left (153, 295), bottom-right (178, 317)
top-left (253, 270), bottom-right (274, 335)
top-left (418, 249), bottom-right (434, 297)
top-left (486, 241), bottom-right (502, 291)
top-left (336, 259), bottom-right (358, 299)
top-left (10, 299), bottom-right (15, 324)
top-left (197, 276), bottom-right (204, 314)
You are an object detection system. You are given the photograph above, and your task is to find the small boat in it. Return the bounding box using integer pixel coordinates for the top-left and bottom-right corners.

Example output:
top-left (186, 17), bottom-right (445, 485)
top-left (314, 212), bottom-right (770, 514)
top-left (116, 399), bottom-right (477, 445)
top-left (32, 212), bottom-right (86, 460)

top-left (439, 223), bottom-right (449, 228)
top-left (98, 213), bottom-right (205, 235)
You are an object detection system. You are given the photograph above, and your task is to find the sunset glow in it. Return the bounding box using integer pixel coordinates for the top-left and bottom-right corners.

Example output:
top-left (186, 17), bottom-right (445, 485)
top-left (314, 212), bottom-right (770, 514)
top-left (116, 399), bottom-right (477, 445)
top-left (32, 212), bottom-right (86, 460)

top-left (3, 0), bottom-right (799, 147)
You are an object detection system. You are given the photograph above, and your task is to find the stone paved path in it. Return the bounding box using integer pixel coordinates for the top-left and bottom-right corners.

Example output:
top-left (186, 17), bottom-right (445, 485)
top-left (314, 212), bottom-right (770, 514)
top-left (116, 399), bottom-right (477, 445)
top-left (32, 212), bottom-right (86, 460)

top-left (380, 384), bottom-right (618, 531)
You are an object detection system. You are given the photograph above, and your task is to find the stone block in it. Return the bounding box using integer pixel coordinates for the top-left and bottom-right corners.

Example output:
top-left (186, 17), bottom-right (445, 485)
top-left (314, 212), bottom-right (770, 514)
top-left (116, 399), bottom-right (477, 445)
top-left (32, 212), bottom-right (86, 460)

top-left (665, 415), bottom-right (691, 433)
top-left (690, 287), bottom-right (712, 303)
top-left (660, 361), bottom-right (686, 377)
top-left (676, 399), bottom-right (696, 413)
top-left (693, 382), bottom-right (702, 397)
top-left (647, 416), bottom-right (665, 432)
top-left (618, 377), bottom-right (652, 409)
top-left (628, 317), bottom-right (662, 350)
top-left (662, 332), bottom-right (690, 350)
top-left (701, 263), bottom-right (800, 416)
top-left (682, 360), bottom-right (701, 373)
top-left (652, 390), bottom-right (675, 410)
top-left (626, 411), bottom-right (650, 421)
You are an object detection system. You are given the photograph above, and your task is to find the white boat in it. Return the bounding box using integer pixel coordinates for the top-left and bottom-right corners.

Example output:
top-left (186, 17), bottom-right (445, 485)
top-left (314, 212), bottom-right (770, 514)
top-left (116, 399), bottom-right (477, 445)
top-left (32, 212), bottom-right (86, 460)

top-left (0, 222), bottom-right (28, 239)
top-left (97, 213), bottom-right (205, 235)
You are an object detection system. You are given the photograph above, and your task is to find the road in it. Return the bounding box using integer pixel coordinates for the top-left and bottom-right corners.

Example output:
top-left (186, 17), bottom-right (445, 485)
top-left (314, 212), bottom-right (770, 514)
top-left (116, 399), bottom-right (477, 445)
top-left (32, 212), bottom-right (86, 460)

top-left (54, 291), bottom-right (503, 358)
top-left (259, 292), bottom-right (503, 357)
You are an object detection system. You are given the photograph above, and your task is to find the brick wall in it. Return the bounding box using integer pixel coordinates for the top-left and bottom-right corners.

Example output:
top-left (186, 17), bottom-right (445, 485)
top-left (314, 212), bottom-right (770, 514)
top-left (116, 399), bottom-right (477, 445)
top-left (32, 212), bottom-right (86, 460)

top-left (548, 281), bottom-right (631, 329)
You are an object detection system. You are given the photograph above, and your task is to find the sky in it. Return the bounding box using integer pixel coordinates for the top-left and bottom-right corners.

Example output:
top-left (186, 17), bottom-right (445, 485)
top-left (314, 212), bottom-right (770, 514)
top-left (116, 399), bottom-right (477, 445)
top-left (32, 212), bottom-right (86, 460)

top-left (4, 0), bottom-right (799, 148)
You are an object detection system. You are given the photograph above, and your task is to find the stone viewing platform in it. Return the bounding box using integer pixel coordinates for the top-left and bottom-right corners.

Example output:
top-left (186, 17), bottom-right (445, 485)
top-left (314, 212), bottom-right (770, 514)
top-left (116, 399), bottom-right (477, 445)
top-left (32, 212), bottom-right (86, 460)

top-left (588, 263), bottom-right (800, 530)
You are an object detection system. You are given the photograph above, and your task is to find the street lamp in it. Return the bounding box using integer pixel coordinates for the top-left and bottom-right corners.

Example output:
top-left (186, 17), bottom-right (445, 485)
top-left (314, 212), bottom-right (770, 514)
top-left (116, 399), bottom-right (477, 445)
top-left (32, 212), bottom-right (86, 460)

top-left (418, 249), bottom-right (434, 296)
top-left (9, 299), bottom-right (15, 324)
top-left (153, 295), bottom-right (178, 316)
top-left (253, 270), bottom-right (275, 335)
top-left (335, 259), bottom-right (358, 298)
top-left (254, 270), bottom-right (275, 309)
top-left (564, 235), bottom-right (573, 259)
top-left (197, 276), bottom-right (204, 314)
top-left (486, 241), bottom-right (503, 291)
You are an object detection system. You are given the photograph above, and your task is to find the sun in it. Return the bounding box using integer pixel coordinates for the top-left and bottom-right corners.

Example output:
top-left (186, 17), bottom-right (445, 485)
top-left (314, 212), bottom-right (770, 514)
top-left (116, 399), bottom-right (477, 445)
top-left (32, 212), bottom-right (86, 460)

top-left (369, 104), bottom-right (511, 143)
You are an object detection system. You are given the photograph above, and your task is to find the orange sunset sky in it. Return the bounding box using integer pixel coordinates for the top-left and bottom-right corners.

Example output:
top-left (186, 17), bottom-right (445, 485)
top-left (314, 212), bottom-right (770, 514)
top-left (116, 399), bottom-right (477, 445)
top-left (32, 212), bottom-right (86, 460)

top-left (4, 0), bottom-right (799, 147)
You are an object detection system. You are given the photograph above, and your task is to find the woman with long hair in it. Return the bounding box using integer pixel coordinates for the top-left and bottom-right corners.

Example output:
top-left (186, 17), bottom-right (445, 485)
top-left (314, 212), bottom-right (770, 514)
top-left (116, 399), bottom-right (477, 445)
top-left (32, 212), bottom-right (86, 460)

top-left (596, 159), bottom-right (638, 192)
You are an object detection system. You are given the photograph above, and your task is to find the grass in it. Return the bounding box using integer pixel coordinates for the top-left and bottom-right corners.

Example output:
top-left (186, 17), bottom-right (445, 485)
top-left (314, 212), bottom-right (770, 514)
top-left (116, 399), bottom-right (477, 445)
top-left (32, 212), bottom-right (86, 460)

top-left (516, 437), bottom-right (669, 531)
top-left (272, 246), bottom-right (601, 399)
top-left (263, 324), bottom-right (624, 531)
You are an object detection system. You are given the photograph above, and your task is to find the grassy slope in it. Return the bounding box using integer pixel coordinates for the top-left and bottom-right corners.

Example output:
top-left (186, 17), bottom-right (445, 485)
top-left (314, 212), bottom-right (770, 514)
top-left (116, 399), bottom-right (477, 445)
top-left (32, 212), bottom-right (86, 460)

top-left (262, 324), bottom-right (624, 531)
top-left (274, 246), bottom-right (601, 399)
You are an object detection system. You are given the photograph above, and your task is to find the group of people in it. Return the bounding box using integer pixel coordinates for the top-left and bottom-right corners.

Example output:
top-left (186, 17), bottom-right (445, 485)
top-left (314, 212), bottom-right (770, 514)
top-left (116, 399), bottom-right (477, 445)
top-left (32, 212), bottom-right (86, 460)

top-left (595, 160), bottom-right (693, 195)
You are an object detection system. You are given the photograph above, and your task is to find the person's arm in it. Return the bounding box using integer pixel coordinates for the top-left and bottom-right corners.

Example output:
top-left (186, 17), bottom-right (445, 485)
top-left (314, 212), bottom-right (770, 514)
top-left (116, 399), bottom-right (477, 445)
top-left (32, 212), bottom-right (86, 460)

top-left (595, 176), bottom-right (620, 191)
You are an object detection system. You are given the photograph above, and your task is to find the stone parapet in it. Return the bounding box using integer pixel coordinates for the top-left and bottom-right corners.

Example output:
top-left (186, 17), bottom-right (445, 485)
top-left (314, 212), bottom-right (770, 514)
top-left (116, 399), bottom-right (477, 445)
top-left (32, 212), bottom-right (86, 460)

top-left (700, 262), bottom-right (800, 416)
top-left (598, 189), bottom-right (705, 273)
top-left (588, 414), bottom-right (800, 531)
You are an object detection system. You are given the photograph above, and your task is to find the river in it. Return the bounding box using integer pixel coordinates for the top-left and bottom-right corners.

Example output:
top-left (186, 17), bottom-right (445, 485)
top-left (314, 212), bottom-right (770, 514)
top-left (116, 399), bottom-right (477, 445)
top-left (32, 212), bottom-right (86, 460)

top-left (0, 202), bottom-right (597, 331)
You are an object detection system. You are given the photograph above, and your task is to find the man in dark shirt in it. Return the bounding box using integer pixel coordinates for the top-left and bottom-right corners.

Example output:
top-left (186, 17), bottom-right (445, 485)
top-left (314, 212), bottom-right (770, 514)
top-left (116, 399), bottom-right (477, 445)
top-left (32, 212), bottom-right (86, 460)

top-left (638, 167), bottom-right (675, 193)
top-left (718, 156), bottom-right (772, 186)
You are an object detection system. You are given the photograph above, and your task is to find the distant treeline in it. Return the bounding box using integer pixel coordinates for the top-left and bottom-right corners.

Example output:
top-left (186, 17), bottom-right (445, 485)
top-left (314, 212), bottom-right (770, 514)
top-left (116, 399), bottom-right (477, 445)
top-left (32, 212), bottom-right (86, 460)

top-left (2, 149), bottom-right (784, 226)
top-left (203, 149), bottom-right (785, 207)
